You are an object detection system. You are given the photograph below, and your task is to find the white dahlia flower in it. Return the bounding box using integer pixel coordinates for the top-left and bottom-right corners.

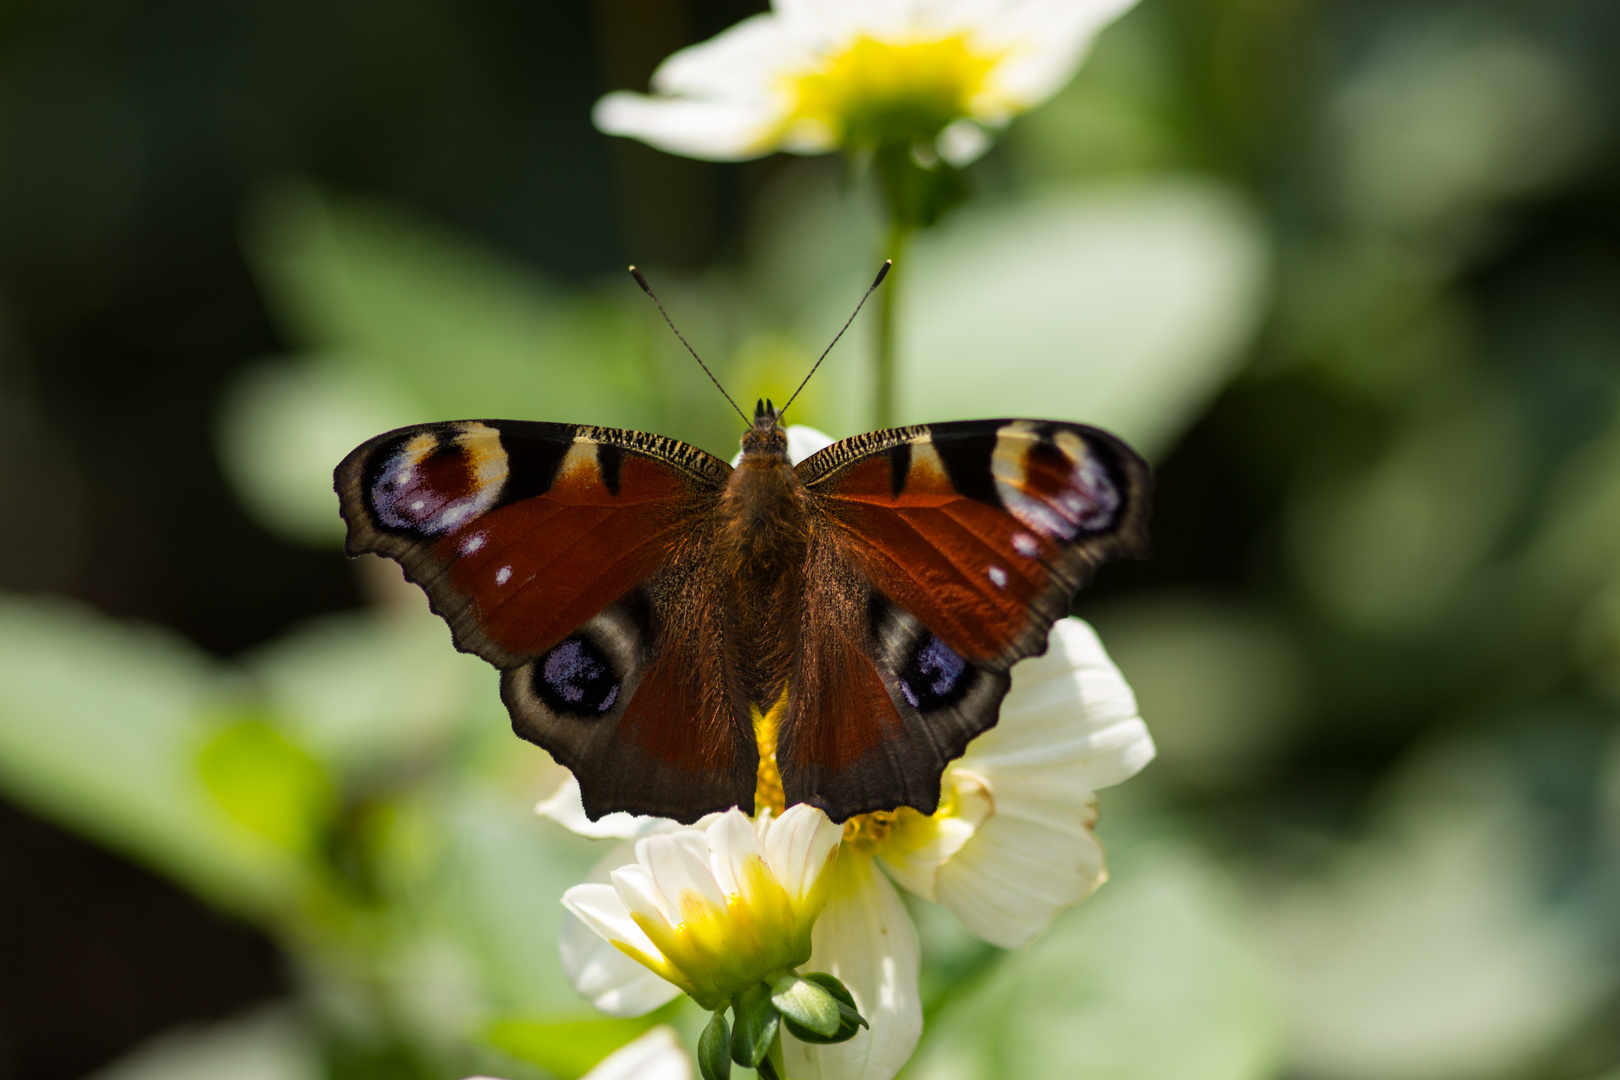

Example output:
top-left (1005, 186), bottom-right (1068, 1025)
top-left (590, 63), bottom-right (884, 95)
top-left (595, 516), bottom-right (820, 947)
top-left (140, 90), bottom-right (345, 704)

top-left (594, 0), bottom-right (1140, 165)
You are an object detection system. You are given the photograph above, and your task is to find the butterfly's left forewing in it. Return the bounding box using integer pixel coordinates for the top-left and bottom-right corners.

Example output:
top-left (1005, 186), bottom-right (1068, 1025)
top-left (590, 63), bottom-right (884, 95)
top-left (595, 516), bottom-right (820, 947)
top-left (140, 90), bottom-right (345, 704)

top-left (781, 419), bottom-right (1150, 820)
top-left (335, 419), bottom-right (757, 822)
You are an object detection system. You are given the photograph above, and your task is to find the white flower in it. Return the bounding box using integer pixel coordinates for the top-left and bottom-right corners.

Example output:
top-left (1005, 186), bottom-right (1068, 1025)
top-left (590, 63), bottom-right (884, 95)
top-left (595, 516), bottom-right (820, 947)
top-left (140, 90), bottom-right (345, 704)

top-left (866, 616), bottom-right (1154, 947)
top-left (544, 424), bottom-right (1154, 1079)
top-left (561, 805), bottom-right (843, 1011)
top-left (594, 0), bottom-right (1141, 165)
top-left (464, 1024), bottom-right (691, 1080)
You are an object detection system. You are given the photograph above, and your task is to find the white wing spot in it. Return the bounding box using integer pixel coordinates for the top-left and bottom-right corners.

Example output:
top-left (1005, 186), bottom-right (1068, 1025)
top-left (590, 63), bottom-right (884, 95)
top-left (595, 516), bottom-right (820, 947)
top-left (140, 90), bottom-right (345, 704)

top-left (988, 565), bottom-right (1009, 589)
top-left (495, 566), bottom-right (513, 586)
top-left (1012, 532), bottom-right (1039, 557)
top-left (409, 500), bottom-right (425, 511)
top-left (459, 532), bottom-right (487, 555)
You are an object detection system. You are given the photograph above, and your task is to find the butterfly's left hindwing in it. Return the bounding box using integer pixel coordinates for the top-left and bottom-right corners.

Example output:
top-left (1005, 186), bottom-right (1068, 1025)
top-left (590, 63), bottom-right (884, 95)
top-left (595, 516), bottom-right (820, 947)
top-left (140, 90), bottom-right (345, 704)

top-left (779, 419), bottom-right (1150, 820)
top-left (335, 419), bottom-right (758, 823)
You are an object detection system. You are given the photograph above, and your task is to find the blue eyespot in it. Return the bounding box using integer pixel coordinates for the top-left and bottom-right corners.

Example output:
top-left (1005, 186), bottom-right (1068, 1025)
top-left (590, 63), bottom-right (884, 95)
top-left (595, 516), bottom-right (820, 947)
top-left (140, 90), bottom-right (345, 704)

top-left (898, 633), bottom-right (969, 711)
top-left (534, 636), bottom-right (621, 717)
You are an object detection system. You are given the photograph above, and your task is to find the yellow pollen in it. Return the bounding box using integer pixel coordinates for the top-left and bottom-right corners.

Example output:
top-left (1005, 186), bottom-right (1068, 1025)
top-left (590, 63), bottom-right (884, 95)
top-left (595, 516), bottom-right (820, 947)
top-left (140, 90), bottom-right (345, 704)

top-left (843, 808), bottom-right (904, 854)
top-left (784, 35), bottom-right (1000, 147)
top-left (753, 690), bottom-right (788, 817)
top-left (843, 779), bottom-right (977, 856)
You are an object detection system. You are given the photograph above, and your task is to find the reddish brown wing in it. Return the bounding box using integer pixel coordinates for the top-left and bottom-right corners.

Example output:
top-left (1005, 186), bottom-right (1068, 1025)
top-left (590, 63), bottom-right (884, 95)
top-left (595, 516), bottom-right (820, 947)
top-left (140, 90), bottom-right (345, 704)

top-left (778, 419), bottom-right (1150, 821)
top-left (334, 419), bottom-right (756, 822)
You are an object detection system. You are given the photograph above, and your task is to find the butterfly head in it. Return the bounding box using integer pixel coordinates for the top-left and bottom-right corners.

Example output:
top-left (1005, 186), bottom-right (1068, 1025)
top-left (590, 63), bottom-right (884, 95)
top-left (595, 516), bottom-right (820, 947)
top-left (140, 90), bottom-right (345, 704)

top-left (739, 398), bottom-right (788, 461)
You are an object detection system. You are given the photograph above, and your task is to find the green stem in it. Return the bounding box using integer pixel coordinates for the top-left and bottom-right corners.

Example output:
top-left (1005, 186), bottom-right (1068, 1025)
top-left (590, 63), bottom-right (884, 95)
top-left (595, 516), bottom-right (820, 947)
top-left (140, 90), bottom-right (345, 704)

top-left (875, 219), bottom-right (910, 430)
top-left (764, 1027), bottom-right (787, 1080)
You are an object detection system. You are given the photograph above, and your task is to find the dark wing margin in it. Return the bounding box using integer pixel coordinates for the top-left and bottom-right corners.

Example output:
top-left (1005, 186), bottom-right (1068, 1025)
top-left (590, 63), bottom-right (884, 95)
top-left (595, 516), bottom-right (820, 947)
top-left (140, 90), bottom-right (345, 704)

top-left (335, 419), bottom-right (754, 823)
top-left (779, 419), bottom-right (1150, 820)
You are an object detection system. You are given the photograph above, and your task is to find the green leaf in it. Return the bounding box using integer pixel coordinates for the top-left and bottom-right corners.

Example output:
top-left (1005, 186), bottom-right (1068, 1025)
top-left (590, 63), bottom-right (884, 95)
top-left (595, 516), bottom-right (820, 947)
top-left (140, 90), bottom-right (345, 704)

top-left (911, 846), bottom-right (1285, 1080)
top-left (84, 1006), bottom-right (317, 1080)
top-left (1261, 742), bottom-right (1614, 1080)
top-left (197, 718), bottom-right (334, 856)
top-left (243, 608), bottom-right (502, 774)
top-left (484, 1002), bottom-right (680, 1080)
top-left (729, 983), bottom-right (779, 1069)
top-left (242, 181), bottom-right (658, 431)
top-left (699, 1010), bottom-right (732, 1080)
top-left (0, 595), bottom-right (302, 914)
top-left (897, 181), bottom-right (1269, 460)
top-left (421, 791), bottom-right (601, 1017)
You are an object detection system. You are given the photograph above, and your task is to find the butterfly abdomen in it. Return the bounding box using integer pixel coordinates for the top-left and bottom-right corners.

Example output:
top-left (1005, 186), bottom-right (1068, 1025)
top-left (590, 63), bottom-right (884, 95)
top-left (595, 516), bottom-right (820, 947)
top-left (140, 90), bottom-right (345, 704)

top-left (719, 440), bottom-right (810, 712)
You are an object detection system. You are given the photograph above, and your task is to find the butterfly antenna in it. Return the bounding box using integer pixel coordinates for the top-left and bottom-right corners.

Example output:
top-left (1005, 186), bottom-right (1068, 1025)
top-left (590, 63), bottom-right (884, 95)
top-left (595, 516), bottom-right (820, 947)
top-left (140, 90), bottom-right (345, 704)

top-left (629, 266), bottom-right (750, 425)
top-left (781, 260), bottom-right (892, 416)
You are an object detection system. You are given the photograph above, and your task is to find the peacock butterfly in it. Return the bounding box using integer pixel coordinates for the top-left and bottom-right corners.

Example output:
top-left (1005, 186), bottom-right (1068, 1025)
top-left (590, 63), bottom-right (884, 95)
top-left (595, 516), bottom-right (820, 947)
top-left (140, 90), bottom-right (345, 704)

top-left (334, 265), bottom-right (1151, 824)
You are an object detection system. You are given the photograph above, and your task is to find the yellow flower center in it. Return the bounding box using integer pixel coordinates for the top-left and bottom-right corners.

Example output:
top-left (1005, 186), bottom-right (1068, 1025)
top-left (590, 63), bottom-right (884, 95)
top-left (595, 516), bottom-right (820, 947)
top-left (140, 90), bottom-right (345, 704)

top-left (618, 853), bottom-right (811, 1010)
top-left (753, 692), bottom-right (788, 817)
top-left (752, 690), bottom-right (989, 885)
top-left (841, 774), bottom-right (989, 859)
top-left (784, 34), bottom-right (999, 147)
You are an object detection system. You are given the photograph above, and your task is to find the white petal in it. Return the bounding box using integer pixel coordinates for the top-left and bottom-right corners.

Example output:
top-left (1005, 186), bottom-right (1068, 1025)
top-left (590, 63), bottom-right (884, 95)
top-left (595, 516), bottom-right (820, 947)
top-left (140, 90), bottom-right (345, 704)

top-left (764, 803), bottom-right (843, 904)
top-left (638, 829), bottom-right (729, 918)
top-left (783, 856), bottom-right (922, 1080)
top-left (772, 0), bottom-right (882, 49)
top-left (583, 1025), bottom-right (693, 1080)
top-left (592, 93), bottom-right (785, 161)
top-left (706, 807), bottom-right (770, 896)
top-left (610, 863), bottom-right (680, 932)
top-left (976, 0), bottom-right (1141, 111)
top-left (651, 13), bottom-right (810, 98)
top-left (786, 424), bottom-right (837, 464)
top-left (875, 770), bottom-right (992, 901)
top-left (559, 902), bottom-right (683, 1017)
top-left (560, 844), bottom-right (681, 1017)
top-left (562, 883), bottom-right (664, 956)
top-left (917, 620), bottom-right (1138, 946)
top-left (536, 775), bottom-right (671, 840)
top-left (962, 619), bottom-right (1155, 788)
top-left (933, 783), bottom-right (1106, 948)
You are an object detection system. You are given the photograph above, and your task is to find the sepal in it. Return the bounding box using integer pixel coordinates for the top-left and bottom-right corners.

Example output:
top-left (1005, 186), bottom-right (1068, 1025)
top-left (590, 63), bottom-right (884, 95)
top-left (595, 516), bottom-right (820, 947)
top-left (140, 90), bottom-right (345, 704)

top-left (780, 972), bottom-right (868, 1045)
top-left (729, 983), bottom-right (779, 1069)
top-left (699, 1010), bottom-right (731, 1080)
top-left (769, 972), bottom-right (841, 1039)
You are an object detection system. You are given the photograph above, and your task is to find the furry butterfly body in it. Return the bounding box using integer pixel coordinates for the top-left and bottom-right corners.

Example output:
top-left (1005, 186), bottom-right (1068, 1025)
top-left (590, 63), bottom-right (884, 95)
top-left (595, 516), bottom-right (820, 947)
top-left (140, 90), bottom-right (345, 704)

top-left (335, 402), bottom-right (1149, 824)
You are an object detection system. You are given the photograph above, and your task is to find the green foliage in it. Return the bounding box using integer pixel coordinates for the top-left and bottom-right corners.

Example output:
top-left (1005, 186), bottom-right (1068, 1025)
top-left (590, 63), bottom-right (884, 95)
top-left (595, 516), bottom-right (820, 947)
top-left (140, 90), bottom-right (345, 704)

top-left (487, 1002), bottom-right (683, 1080)
top-left (909, 848), bottom-right (1284, 1080)
top-left (0, 595), bottom-right (303, 915)
top-left (198, 717), bottom-right (336, 857)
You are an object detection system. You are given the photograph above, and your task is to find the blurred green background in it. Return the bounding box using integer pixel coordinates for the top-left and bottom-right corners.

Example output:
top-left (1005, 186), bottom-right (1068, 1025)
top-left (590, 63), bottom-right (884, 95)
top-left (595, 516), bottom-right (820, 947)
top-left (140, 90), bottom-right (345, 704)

top-left (0, 1), bottom-right (1618, 1079)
